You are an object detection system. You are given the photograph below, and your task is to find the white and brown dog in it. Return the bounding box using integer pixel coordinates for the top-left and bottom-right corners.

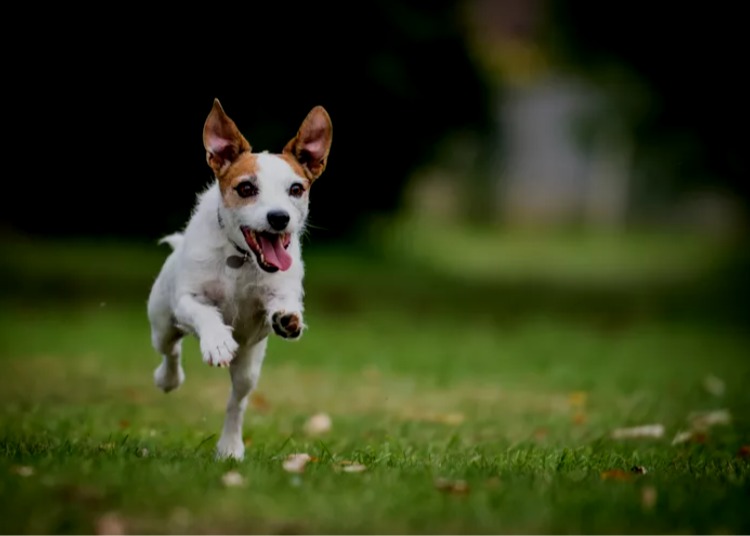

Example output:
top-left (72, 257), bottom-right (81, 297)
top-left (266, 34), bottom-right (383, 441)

top-left (147, 99), bottom-right (332, 460)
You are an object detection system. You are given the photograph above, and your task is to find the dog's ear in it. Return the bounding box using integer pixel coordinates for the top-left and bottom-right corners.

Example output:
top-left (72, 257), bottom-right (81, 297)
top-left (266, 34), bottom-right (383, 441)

top-left (203, 99), bottom-right (252, 175)
top-left (283, 106), bottom-right (332, 181)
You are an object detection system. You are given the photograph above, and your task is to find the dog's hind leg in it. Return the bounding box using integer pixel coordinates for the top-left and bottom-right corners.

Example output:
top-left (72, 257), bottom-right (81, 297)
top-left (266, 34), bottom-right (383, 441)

top-left (216, 337), bottom-right (268, 460)
top-left (148, 267), bottom-right (186, 393)
top-left (151, 321), bottom-right (185, 393)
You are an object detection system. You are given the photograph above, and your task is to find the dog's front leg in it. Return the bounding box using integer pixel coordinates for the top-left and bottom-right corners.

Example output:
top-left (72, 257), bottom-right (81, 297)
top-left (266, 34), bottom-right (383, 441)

top-left (216, 338), bottom-right (267, 460)
top-left (265, 283), bottom-right (305, 340)
top-left (174, 293), bottom-right (238, 367)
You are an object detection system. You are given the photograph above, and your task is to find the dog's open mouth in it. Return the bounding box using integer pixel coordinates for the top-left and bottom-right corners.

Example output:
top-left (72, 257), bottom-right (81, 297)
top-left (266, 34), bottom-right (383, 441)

top-left (240, 227), bottom-right (292, 273)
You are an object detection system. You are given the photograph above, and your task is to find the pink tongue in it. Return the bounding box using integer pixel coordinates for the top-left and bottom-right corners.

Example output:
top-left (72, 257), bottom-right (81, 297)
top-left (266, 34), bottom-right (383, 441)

top-left (258, 234), bottom-right (292, 271)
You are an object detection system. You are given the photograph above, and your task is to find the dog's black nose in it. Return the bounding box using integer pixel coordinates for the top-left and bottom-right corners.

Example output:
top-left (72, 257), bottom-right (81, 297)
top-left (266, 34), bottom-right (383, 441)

top-left (267, 210), bottom-right (290, 231)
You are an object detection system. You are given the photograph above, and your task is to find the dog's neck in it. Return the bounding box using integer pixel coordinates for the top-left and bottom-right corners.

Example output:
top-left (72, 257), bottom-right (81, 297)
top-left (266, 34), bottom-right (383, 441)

top-left (216, 208), bottom-right (253, 268)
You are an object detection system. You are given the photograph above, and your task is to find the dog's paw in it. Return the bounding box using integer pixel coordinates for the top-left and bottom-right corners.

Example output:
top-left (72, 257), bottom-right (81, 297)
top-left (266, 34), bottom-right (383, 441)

top-left (153, 362), bottom-right (185, 393)
top-left (271, 311), bottom-right (304, 339)
top-left (216, 435), bottom-right (245, 461)
top-left (200, 327), bottom-right (239, 367)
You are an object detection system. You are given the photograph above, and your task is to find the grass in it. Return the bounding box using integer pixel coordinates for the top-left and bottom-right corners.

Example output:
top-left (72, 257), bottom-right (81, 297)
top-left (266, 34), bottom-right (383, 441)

top-left (0, 223), bottom-right (749, 534)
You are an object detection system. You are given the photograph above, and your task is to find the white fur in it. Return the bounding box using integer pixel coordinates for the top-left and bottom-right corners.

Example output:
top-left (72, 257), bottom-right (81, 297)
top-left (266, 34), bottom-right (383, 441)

top-left (147, 153), bottom-right (308, 461)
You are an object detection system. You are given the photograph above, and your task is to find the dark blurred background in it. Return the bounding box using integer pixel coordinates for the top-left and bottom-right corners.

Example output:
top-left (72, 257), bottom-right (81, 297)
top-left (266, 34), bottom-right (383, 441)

top-left (4, 0), bottom-right (746, 243)
top-left (5, 1), bottom-right (490, 242)
top-left (2, 0), bottom-right (748, 331)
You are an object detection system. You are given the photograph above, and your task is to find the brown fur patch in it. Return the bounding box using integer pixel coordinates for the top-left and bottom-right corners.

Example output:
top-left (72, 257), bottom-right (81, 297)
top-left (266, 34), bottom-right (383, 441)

top-left (217, 153), bottom-right (260, 208)
top-left (277, 152), bottom-right (312, 187)
top-left (218, 152), bottom-right (312, 208)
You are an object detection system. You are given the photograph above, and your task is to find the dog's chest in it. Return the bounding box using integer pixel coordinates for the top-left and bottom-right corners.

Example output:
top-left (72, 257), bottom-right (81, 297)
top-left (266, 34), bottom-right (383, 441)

top-left (202, 266), bottom-right (272, 343)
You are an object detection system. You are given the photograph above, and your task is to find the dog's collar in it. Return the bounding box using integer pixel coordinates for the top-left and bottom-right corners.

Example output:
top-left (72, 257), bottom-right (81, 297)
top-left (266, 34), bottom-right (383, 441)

top-left (226, 247), bottom-right (250, 269)
top-left (218, 209), bottom-right (252, 269)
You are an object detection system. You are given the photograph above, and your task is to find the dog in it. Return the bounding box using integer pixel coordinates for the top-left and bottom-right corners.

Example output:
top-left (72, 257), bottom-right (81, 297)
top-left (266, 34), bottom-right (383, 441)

top-left (147, 98), bottom-right (332, 460)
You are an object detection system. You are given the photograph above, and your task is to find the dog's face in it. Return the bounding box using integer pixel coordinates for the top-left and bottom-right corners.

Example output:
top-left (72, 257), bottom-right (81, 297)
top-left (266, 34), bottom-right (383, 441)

top-left (203, 100), bottom-right (332, 273)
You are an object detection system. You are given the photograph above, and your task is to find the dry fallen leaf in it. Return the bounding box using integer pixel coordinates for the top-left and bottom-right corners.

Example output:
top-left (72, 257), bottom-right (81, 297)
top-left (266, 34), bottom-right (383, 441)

top-left (334, 460), bottom-right (366, 473)
top-left (437, 412), bottom-right (465, 426)
top-left (671, 430), bottom-right (694, 445)
top-left (169, 506), bottom-right (191, 527)
top-left (283, 453), bottom-right (312, 474)
top-left (304, 413), bottom-right (332, 436)
top-left (434, 478), bottom-right (470, 495)
top-left (95, 511), bottom-right (126, 535)
top-left (689, 409), bottom-right (730, 431)
top-left (672, 429), bottom-right (708, 445)
top-left (692, 432), bottom-right (708, 443)
top-left (641, 485), bottom-right (658, 510)
top-left (123, 387), bottom-right (144, 403)
top-left (60, 484), bottom-right (105, 505)
top-left (485, 477), bottom-right (501, 489)
top-left (400, 409), bottom-right (465, 426)
top-left (611, 424), bottom-right (664, 440)
top-left (600, 469), bottom-right (632, 481)
top-left (221, 470), bottom-right (246, 487)
top-left (572, 412), bottom-right (587, 425)
top-left (702, 375), bottom-right (725, 397)
top-left (250, 392), bottom-right (271, 412)
top-left (568, 391), bottom-right (588, 409)
top-left (168, 507), bottom-right (192, 531)
top-left (672, 409), bottom-right (731, 445)
top-left (362, 366), bottom-right (381, 381)
top-left (342, 463), bottom-right (367, 473)
top-left (11, 465), bottom-right (34, 477)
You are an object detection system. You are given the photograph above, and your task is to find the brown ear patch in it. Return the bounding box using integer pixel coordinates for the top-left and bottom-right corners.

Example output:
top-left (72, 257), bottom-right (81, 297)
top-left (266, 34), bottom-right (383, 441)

top-left (283, 106), bottom-right (332, 182)
top-left (203, 99), bottom-right (252, 176)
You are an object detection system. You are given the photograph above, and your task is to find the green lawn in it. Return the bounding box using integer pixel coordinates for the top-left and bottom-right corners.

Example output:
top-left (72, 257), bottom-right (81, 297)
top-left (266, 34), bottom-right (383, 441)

top-left (0, 226), bottom-right (748, 534)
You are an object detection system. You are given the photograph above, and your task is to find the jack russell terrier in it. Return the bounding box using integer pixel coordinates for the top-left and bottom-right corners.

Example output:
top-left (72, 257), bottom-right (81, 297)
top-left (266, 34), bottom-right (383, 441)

top-left (147, 99), bottom-right (332, 460)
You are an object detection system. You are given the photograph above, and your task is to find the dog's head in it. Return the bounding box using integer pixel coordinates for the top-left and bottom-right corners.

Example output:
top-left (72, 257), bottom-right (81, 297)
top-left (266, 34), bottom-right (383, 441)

top-left (203, 99), bottom-right (332, 273)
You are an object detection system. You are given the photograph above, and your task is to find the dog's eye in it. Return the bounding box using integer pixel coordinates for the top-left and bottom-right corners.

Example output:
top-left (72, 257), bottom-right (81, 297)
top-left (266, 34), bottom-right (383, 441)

top-left (289, 183), bottom-right (305, 198)
top-left (235, 181), bottom-right (258, 198)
